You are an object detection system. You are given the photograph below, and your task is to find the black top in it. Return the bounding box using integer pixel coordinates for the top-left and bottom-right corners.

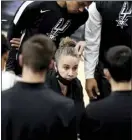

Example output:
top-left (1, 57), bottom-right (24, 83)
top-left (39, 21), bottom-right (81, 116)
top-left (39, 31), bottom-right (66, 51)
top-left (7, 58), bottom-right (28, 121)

top-left (2, 82), bottom-right (77, 140)
top-left (46, 70), bottom-right (85, 133)
top-left (6, 1), bottom-right (88, 75)
top-left (96, 1), bottom-right (132, 67)
top-left (8, 1), bottom-right (88, 46)
top-left (80, 90), bottom-right (132, 140)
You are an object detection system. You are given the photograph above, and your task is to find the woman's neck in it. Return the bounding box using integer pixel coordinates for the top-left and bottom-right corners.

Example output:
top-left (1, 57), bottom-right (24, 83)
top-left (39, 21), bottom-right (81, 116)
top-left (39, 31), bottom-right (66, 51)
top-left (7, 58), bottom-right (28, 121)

top-left (58, 80), bottom-right (67, 96)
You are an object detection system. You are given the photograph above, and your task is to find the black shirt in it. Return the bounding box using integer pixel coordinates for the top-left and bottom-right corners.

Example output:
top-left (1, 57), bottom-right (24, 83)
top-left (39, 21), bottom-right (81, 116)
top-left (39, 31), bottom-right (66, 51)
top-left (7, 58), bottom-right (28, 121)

top-left (80, 90), bottom-right (132, 140)
top-left (46, 70), bottom-right (85, 133)
top-left (96, 1), bottom-right (132, 66)
top-left (2, 82), bottom-right (77, 140)
top-left (6, 1), bottom-right (88, 75)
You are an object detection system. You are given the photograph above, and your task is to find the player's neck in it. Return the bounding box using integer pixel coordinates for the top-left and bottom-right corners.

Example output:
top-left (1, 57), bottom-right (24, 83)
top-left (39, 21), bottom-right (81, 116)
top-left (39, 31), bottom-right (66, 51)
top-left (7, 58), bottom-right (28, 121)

top-left (111, 79), bottom-right (132, 92)
top-left (22, 66), bottom-right (46, 83)
top-left (56, 1), bottom-right (66, 8)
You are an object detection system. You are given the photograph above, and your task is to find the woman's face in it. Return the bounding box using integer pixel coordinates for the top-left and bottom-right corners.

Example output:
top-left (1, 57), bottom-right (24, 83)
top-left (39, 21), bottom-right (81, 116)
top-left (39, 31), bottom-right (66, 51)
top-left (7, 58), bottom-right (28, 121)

top-left (56, 55), bottom-right (79, 80)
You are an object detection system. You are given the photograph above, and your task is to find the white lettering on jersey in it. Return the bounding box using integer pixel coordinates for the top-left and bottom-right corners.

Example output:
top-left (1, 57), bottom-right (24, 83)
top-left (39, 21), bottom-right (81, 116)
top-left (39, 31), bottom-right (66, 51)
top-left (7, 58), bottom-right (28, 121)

top-left (116, 2), bottom-right (132, 29)
top-left (47, 18), bottom-right (71, 41)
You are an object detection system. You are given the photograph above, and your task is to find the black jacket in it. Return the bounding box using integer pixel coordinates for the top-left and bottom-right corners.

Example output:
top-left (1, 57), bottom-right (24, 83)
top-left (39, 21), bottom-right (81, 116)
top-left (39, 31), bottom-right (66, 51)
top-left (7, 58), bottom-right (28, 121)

top-left (46, 70), bottom-right (85, 133)
top-left (80, 90), bottom-right (132, 140)
top-left (96, 1), bottom-right (132, 66)
top-left (2, 82), bottom-right (77, 140)
top-left (6, 1), bottom-right (88, 75)
top-left (8, 1), bottom-right (88, 46)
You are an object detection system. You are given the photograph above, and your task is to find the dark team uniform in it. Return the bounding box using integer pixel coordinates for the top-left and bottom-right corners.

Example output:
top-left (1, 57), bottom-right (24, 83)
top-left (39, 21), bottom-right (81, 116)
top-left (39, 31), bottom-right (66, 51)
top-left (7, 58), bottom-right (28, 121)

top-left (80, 90), bottom-right (132, 140)
top-left (85, 1), bottom-right (132, 101)
top-left (6, 1), bottom-right (88, 75)
top-left (2, 82), bottom-right (77, 140)
top-left (46, 70), bottom-right (85, 133)
top-left (96, 1), bottom-right (132, 99)
top-left (96, 1), bottom-right (132, 66)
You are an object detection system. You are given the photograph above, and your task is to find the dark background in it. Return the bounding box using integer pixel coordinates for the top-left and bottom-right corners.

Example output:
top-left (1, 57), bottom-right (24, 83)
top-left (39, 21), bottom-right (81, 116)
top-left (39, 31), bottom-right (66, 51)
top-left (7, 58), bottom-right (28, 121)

top-left (1, 1), bottom-right (23, 32)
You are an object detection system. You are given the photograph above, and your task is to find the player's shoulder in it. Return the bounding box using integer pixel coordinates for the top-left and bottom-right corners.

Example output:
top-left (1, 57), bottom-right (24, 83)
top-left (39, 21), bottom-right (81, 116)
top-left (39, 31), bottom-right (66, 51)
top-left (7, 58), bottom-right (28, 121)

top-left (95, 1), bottom-right (124, 11)
top-left (25, 1), bottom-right (58, 11)
top-left (1, 86), bottom-right (15, 109)
top-left (44, 88), bottom-right (74, 108)
top-left (44, 88), bottom-right (75, 119)
top-left (95, 1), bottom-right (114, 6)
top-left (85, 95), bottom-right (115, 119)
top-left (42, 88), bottom-right (75, 125)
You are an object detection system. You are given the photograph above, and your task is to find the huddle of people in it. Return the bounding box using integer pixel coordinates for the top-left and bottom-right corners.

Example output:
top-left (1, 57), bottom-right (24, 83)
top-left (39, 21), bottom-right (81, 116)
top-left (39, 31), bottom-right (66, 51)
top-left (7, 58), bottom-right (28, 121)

top-left (2, 34), bottom-right (132, 140)
top-left (1, 1), bottom-right (132, 140)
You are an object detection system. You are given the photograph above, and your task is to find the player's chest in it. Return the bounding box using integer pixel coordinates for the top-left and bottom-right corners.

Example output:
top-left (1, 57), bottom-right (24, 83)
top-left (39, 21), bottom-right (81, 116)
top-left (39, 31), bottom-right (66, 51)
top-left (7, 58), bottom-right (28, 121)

top-left (33, 11), bottom-right (82, 36)
top-left (101, 2), bottom-right (132, 29)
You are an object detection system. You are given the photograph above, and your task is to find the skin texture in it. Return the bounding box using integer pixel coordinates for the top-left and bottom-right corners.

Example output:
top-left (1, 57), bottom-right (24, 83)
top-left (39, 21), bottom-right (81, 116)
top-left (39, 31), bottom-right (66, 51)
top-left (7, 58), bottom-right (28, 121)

top-left (66, 1), bottom-right (89, 13)
top-left (10, 38), bottom-right (21, 48)
top-left (57, 1), bottom-right (90, 13)
top-left (55, 55), bottom-right (80, 81)
top-left (85, 78), bottom-right (99, 99)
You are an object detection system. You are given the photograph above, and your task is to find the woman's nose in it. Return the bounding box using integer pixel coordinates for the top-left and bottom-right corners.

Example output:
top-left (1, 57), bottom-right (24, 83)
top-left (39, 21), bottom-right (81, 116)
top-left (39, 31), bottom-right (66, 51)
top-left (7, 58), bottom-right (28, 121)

top-left (68, 70), bottom-right (74, 76)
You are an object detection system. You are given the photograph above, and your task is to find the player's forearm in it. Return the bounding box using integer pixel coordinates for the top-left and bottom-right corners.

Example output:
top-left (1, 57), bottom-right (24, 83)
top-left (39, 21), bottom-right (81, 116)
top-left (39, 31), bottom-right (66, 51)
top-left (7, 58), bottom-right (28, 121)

top-left (84, 48), bottom-right (99, 79)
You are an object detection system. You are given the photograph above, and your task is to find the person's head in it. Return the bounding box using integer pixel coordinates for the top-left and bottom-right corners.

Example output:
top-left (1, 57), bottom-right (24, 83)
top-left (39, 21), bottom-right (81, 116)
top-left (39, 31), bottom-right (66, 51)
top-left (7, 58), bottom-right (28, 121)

top-left (19, 34), bottom-right (56, 73)
top-left (54, 37), bottom-right (80, 85)
top-left (105, 45), bottom-right (132, 84)
top-left (1, 34), bottom-right (10, 70)
top-left (57, 1), bottom-right (92, 13)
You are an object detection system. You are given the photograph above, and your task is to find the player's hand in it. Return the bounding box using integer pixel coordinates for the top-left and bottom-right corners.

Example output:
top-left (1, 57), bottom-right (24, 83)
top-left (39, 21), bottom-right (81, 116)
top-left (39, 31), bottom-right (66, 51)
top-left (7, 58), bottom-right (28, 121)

top-left (85, 78), bottom-right (100, 99)
top-left (10, 38), bottom-right (21, 48)
top-left (75, 41), bottom-right (86, 57)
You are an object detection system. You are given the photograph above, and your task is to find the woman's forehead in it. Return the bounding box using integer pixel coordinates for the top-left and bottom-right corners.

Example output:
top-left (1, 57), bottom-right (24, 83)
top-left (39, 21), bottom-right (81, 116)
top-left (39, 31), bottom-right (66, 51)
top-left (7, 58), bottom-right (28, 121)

top-left (59, 55), bottom-right (79, 64)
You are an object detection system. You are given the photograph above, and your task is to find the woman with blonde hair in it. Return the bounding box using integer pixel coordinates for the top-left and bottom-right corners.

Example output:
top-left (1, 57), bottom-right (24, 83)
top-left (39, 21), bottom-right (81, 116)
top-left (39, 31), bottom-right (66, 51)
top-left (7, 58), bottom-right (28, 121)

top-left (46, 37), bottom-right (84, 135)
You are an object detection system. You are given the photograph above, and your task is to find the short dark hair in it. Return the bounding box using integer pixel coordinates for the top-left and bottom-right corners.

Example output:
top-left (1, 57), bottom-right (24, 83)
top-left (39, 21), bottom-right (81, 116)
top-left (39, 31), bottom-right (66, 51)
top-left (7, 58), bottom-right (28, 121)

top-left (1, 34), bottom-right (10, 56)
top-left (106, 45), bottom-right (132, 82)
top-left (22, 34), bottom-right (56, 72)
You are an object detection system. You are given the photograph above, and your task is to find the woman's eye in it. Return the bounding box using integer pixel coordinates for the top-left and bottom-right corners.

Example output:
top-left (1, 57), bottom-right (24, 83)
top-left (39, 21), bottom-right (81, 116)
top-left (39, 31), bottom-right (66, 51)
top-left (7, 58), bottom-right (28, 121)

top-left (64, 67), bottom-right (69, 70)
top-left (73, 67), bottom-right (78, 71)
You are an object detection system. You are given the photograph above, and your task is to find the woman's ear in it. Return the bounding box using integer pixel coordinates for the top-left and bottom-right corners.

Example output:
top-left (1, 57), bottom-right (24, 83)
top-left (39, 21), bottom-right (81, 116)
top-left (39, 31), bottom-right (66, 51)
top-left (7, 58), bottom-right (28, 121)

top-left (19, 54), bottom-right (23, 67)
